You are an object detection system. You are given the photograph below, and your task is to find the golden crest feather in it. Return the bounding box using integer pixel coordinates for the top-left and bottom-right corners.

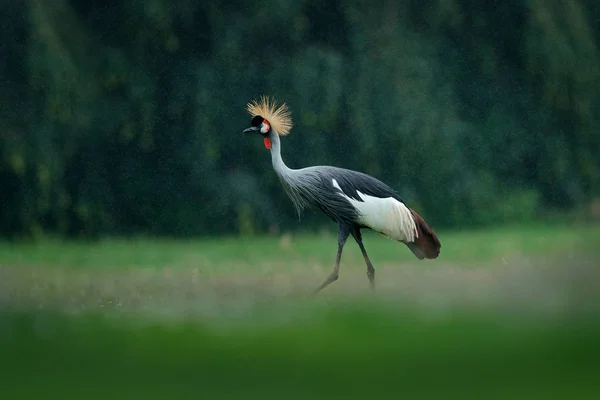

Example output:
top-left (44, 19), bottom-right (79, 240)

top-left (246, 96), bottom-right (293, 136)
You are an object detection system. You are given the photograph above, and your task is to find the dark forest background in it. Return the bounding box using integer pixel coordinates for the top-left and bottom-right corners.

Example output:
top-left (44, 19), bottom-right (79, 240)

top-left (1, 0), bottom-right (599, 239)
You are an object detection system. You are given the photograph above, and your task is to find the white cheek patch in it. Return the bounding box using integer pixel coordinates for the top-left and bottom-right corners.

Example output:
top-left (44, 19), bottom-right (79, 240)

top-left (260, 121), bottom-right (270, 134)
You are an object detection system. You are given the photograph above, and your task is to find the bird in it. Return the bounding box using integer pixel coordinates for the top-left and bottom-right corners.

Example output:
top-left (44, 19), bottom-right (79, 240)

top-left (242, 96), bottom-right (441, 294)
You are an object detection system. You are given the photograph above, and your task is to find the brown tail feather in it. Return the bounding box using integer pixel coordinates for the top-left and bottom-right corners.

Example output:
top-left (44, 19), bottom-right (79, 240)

top-left (406, 208), bottom-right (441, 260)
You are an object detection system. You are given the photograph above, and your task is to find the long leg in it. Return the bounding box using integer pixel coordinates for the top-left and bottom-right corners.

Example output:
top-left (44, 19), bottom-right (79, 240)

top-left (351, 229), bottom-right (376, 292)
top-left (312, 224), bottom-right (350, 295)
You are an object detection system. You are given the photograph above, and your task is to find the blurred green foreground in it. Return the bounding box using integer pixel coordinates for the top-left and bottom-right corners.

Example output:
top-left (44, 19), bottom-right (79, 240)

top-left (1, 308), bottom-right (599, 400)
top-left (1, 224), bottom-right (599, 399)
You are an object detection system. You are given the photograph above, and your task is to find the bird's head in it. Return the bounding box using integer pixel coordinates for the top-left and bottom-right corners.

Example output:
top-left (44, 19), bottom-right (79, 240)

top-left (243, 96), bottom-right (292, 149)
top-left (243, 115), bottom-right (270, 135)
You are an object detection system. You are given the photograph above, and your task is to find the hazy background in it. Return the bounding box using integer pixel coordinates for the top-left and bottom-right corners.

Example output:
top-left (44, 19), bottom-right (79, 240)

top-left (1, 0), bottom-right (599, 239)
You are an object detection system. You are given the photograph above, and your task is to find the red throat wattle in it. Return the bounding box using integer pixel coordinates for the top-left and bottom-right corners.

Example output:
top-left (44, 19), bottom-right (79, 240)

top-left (263, 137), bottom-right (271, 149)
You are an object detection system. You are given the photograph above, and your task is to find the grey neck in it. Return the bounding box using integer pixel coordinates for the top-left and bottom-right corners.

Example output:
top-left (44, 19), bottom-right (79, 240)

top-left (268, 130), bottom-right (293, 177)
top-left (267, 129), bottom-right (306, 218)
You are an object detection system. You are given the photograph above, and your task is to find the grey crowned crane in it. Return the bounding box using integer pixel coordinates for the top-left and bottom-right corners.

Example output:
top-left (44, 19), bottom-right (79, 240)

top-left (243, 96), bottom-right (441, 294)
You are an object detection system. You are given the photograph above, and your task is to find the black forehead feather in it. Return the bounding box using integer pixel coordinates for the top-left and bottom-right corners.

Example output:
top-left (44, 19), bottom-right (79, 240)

top-left (251, 115), bottom-right (264, 126)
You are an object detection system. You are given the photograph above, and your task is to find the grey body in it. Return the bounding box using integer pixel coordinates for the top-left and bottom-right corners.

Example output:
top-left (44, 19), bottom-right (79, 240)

top-left (269, 131), bottom-right (405, 226)
top-left (281, 165), bottom-right (405, 226)
top-left (245, 123), bottom-right (440, 294)
top-left (265, 128), bottom-right (391, 293)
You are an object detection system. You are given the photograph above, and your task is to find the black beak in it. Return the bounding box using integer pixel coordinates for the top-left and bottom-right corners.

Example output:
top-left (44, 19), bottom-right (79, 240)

top-left (243, 126), bottom-right (260, 134)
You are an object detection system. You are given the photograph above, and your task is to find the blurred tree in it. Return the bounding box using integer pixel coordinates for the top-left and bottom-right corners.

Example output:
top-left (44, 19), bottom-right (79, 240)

top-left (0, 0), bottom-right (598, 239)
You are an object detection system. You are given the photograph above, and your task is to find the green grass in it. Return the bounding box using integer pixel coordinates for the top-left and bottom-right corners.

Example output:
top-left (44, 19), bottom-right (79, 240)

top-left (1, 223), bottom-right (599, 399)
top-left (1, 222), bottom-right (598, 271)
top-left (1, 309), bottom-right (599, 399)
